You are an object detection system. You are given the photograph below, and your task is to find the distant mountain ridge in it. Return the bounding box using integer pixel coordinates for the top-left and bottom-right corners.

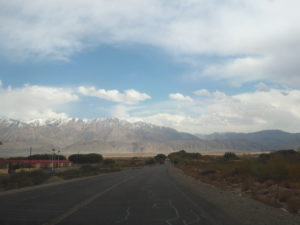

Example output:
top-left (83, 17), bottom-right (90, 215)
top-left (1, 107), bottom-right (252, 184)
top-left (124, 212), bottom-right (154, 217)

top-left (199, 130), bottom-right (300, 150)
top-left (0, 118), bottom-right (300, 156)
top-left (0, 118), bottom-right (199, 156)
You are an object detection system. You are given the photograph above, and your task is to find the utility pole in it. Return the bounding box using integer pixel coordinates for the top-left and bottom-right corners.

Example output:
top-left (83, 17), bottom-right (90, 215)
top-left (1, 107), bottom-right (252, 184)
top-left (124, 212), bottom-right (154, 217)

top-left (51, 148), bottom-right (55, 175)
top-left (57, 149), bottom-right (61, 169)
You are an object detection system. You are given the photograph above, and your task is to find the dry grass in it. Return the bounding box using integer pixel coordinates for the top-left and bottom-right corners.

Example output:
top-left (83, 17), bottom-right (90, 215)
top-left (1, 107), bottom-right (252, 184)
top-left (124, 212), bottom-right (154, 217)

top-left (170, 150), bottom-right (300, 215)
top-left (287, 197), bottom-right (300, 213)
top-left (278, 190), bottom-right (293, 202)
top-left (253, 195), bottom-right (281, 208)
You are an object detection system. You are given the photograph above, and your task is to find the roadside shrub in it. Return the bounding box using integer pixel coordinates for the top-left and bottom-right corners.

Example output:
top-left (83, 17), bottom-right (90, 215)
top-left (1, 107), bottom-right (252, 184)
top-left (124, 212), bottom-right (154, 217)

top-left (57, 169), bottom-right (80, 179)
top-left (259, 153), bottom-right (271, 162)
top-left (253, 195), bottom-right (281, 208)
top-left (29, 154), bottom-right (66, 160)
top-left (30, 170), bottom-right (51, 185)
top-left (266, 158), bottom-right (288, 183)
top-left (57, 163), bottom-right (120, 180)
top-left (98, 168), bottom-right (120, 173)
top-left (9, 154), bottom-right (66, 160)
top-left (0, 160), bottom-right (8, 169)
top-left (145, 158), bottom-right (155, 165)
top-left (233, 159), bottom-right (254, 175)
top-left (168, 150), bottom-right (202, 164)
top-left (10, 163), bottom-right (33, 170)
top-left (223, 152), bottom-right (239, 161)
top-left (172, 159), bottom-right (179, 164)
top-left (103, 159), bottom-right (115, 165)
top-left (186, 152), bottom-right (202, 159)
top-left (278, 190), bottom-right (293, 202)
top-left (68, 153), bottom-right (103, 164)
top-left (249, 158), bottom-right (288, 183)
top-left (271, 149), bottom-right (297, 157)
top-left (288, 164), bottom-right (300, 181)
top-left (80, 164), bottom-right (97, 172)
top-left (287, 197), bottom-right (300, 213)
top-left (200, 170), bottom-right (216, 176)
top-left (0, 170), bottom-right (50, 190)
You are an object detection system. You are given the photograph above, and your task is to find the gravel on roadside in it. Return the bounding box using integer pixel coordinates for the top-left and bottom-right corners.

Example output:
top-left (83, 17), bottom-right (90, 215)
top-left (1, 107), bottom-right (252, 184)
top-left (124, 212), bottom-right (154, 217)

top-left (168, 165), bottom-right (300, 225)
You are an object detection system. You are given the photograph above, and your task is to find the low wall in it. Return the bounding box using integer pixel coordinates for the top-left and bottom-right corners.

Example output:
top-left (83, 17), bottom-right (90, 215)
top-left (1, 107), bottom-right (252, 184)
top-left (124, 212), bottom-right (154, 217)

top-left (0, 168), bottom-right (8, 175)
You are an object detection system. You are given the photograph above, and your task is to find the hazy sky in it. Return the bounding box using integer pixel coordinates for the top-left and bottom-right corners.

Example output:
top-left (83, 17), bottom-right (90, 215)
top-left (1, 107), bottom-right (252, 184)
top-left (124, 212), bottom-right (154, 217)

top-left (1, 0), bottom-right (300, 134)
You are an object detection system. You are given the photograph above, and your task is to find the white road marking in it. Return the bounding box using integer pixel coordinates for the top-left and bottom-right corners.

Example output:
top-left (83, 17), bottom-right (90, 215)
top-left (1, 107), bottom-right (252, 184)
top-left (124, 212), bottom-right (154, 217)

top-left (171, 180), bottom-right (219, 225)
top-left (166, 200), bottom-right (182, 225)
top-left (184, 210), bottom-right (201, 225)
top-left (115, 207), bottom-right (130, 224)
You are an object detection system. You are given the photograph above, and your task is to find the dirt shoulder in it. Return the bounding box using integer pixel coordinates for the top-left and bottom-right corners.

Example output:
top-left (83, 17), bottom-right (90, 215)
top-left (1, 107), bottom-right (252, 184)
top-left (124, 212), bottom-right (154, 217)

top-left (168, 165), bottom-right (300, 225)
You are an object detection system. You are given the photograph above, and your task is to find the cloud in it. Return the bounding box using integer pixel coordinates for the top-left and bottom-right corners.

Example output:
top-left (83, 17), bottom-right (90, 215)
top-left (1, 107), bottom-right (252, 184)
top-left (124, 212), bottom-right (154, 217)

top-left (194, 89), bottom-right (227, 99)
top-left (169, 93), bottom-right (193, 102)
top-left (255, 82), bottom-right (270, 92)
top-left (78, 86), bottom-right (151, 104)
top-left (0, 80), bottom-right (2, 87)
top-left (0, 84), bottom-right (79, 121)
top-left (1, 0), bottom-right (300, 86)
top-left (122, 88), bottom-right (300, 134)
top-left (193, 89), bottom-right (210, 97)
top-left (229, 81), bottom-right (242, 88)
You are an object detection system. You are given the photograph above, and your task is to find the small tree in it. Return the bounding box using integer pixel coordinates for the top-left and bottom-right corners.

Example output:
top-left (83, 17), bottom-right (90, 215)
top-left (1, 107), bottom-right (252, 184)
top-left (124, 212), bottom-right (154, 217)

top-left (223, 152), bottom-right (239, 161)
top-left (68, 153), bottom-right (103, 164)
top-left (28, 154), bottom-right (66, 160)
top-left (103, 159), bottom-right (115, 165)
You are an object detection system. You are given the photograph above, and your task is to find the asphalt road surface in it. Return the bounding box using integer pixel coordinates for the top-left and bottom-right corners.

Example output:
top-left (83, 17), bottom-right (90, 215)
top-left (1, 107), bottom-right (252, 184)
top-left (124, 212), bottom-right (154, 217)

top-left (0, 164), bottom-right (239, 225)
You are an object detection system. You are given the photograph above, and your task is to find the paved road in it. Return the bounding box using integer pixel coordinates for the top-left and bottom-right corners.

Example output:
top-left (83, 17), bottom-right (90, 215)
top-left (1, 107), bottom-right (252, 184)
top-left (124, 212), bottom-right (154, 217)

top-left (0, 164), bottom-right (239, 225)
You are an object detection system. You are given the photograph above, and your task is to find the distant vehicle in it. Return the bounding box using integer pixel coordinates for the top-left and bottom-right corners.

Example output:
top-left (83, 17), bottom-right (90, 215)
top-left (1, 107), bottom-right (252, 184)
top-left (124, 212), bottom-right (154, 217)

top-left (159, 159), bottom-right (165, 164)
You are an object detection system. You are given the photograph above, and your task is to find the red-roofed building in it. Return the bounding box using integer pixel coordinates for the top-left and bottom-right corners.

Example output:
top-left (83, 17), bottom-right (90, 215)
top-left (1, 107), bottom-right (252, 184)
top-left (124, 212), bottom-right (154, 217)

top-left (9, 159), bottom-right (72, 169)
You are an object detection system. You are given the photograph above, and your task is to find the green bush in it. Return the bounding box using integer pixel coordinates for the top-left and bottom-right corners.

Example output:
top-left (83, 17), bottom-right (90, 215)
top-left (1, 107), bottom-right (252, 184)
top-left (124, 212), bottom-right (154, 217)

top-left (0, 161), bottom-right (8, 169)
top-left (9, 154), bottom-right (67, 160)
top-left (103, 159), bottom-right (115, 165)
top-left (57, 169), bottom-right (81, 179)
top-left (10, 162), bottom-right (33, 170)
top-left (168, 150), bottom-right (201, 164)
top-left (271, 149), bottom-right (297, 157)
top-left (249, 158), bottom-right (288, 182)
top-left (232, 159), bottom-right (253, 175)
top-left (223, 152), bottom-right (239, 161)
top-left (145, 158), bottom-right (155, 165)
top-left (68, 153), bottom-right (103, 164)
top-left (29, 154), bottom-right (66, 160)
top-left (0, 170), bottom-right (50, 190)
top-left (57, 164), bottom-right (120, 180)
top-left (259, 153), bottom-right (271, 162)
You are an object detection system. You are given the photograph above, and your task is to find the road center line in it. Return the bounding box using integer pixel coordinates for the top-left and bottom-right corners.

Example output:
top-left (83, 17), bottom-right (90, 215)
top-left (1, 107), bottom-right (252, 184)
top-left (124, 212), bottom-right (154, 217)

top-left (43, 174), bottom-right (139, 225)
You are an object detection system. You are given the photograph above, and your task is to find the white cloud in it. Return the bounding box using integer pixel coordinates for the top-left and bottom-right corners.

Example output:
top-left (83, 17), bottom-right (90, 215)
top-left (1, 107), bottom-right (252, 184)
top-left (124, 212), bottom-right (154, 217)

top-left (229, 81), bottom-right (242, 88)
top-left (194, 89), bottom-right (210, 97)
top-left (0, 84), bottom-right (79, 121)
top-left (1, 0), bottom-right (300, 85)
top-left (0, 80), bottom-right (2, 87)
top-left (194, 89), bottom-right (227, 99)
top-left (78, 86), bottom-right (151, 104)
top-left (122, 88), bottom-right (300, 134)
top-left (255, 82), bottom-right (270, 92)
top-left (169, 93), bottom-right (193, 102)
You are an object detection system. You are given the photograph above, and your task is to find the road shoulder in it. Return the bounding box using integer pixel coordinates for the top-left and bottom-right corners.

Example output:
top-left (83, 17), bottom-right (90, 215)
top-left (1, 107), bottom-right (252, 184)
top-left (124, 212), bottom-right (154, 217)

top-left (168, 165), bottom-right (300, 225)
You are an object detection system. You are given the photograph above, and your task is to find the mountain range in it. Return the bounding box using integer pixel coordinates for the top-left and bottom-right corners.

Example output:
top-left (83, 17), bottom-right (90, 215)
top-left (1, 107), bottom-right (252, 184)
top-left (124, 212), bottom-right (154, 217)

top-left (0, 118), bottom-right (300, 156)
